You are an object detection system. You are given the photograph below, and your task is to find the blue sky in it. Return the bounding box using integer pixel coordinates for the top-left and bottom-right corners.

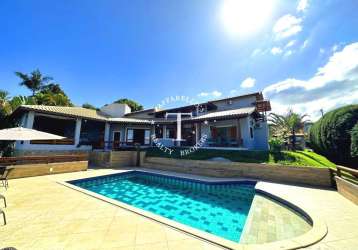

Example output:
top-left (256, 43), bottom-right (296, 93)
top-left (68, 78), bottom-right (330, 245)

top-left (1, 0), bottom-right (357, 119)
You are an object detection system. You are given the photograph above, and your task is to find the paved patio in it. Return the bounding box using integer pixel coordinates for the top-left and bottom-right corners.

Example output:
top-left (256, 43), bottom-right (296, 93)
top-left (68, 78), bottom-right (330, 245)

top-left (0, 168), bottom-right (357, 250)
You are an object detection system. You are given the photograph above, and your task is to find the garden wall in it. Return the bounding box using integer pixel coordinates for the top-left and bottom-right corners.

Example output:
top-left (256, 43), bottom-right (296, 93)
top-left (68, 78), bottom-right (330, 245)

top-left (7, 161), bottom-right (88, 179)
top-left (143, 157), bottom-right (332, 187)
top-left (335, 176), bottom-right (358, 205)
top-left (89, 151), bottom-right (146, 168)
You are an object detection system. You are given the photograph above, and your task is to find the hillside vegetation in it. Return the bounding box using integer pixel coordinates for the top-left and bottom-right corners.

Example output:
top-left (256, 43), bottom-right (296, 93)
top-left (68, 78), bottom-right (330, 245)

top-left (146, 148), bottom-right (336, 168)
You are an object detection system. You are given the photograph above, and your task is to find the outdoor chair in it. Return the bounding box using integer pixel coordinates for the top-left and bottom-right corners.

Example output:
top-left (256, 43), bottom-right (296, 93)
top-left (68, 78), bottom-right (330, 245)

top-left (0, 194), bottom-right (5, 207)
top-left (0, 166), bottom-right (14, 189)
top-left (0, 208), bottom-right (5, 225)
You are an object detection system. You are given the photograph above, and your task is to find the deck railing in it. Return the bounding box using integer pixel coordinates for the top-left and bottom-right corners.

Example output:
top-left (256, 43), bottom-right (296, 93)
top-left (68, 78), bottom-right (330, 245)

top-left (0, 154), bottom-right (88, 166)
top-left (30, 138), bottom-right (75, 145)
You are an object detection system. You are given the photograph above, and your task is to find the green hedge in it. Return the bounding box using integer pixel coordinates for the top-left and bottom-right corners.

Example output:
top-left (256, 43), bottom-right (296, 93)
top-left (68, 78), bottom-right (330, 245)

top-left (145, 147), bottom-right (335, 168)
top-left (309, 105), bottom-right (358, 166)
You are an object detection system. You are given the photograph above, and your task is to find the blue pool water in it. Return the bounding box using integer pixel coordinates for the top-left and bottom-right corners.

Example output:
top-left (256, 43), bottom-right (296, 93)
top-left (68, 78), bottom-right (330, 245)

top-left (69, 171), bottom-right (256, 242)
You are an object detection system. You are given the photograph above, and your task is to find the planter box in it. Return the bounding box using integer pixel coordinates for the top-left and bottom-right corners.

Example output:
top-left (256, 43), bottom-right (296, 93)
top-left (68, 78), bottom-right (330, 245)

top-left (144, 157), bottom-right (332, 187)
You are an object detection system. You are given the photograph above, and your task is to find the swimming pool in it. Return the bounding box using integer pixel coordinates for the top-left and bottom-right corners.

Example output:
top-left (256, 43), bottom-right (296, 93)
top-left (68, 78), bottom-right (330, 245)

top-left (69, 171), bottom-right (256, 242)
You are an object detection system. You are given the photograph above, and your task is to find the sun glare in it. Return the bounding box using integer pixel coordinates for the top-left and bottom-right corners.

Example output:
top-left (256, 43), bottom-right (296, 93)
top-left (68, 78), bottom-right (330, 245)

top-left (220, 0), bottom-right (275, 37)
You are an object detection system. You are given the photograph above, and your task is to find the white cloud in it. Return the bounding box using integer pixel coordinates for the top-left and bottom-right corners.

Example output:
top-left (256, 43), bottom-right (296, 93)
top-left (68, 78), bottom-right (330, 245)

top-left (284, 50), bottom-right (293, 57)
top-left (241, 77), bottom-right (256, 88)
top-left (273, 14), bottom-right (302, 40)
top-left (332, 44), bottom-right (339, 52)
top-left (212, 90), bottom-right (222, 97)
top-left (251, 49), bottom-right (262, 57)
top-left (263, 42), bottom-right (358, 120)
top-left (301, 39), bottom-right (309, 50)
top-left (297, 0), bottom-right (309, 12)
top-left (285, 40), bottom-right (296, 48)
top-left (319, 48), bottom-right (325, 54)
top-left (271, 47), bottom-right (283, 55)
top-left (197, 90), bottom-right (222, 98)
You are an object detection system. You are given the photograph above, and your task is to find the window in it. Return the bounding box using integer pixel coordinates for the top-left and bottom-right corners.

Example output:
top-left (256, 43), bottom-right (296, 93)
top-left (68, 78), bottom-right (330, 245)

top-left (250, 127), bottom-right (254, 139)
top-left (155, 125), bottom-right (163, 138)
top-left (144, 130), bottom-right (151, 145)
top-left (126, 129), bottom-right (134, 143)
top-left (166, 127), bottom-right (176, 138)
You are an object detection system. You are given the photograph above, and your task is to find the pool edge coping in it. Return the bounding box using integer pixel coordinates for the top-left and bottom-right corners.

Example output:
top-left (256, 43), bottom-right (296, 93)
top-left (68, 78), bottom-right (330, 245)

top-left (56, 170), bottom-right (327, 250)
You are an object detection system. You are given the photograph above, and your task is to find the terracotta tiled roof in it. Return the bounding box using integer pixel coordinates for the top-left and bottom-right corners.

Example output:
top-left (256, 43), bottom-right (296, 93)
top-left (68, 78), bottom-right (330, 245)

top-left (15, 105), bottom-right (256, 124)
top-left (186, 106), bottom-right (256, 121)
top-left (18, 105), bottom-right (153, 124)
top-left (19, 105), bottom-right (108, 120)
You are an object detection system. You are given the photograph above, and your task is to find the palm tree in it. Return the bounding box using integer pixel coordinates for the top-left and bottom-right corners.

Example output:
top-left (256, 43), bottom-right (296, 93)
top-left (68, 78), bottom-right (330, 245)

top-left (15, 69), bottom-right (53, 96)
top-left (0, 90), bottom-right (12, 115)
top-left (269, 110), bottom-right (310, 150)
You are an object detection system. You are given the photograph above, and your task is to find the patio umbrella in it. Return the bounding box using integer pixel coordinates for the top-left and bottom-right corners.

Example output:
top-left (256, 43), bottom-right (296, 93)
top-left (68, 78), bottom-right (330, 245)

top-left (0, 127), bottom-right (65, 141)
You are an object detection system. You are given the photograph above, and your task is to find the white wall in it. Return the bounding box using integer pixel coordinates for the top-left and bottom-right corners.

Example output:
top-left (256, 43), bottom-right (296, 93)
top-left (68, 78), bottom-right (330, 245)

top-left (100, 103), bottom-right (131, 118)
top-left (212, 96), bottom-right (257, 111)
top-left (253, 121), bottom-right (269, 150)
top-left (240, 117), bottom-right (255, 149)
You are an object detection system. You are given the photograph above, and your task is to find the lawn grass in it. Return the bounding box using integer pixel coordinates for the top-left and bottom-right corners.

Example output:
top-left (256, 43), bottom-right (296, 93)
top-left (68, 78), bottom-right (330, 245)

top-left (145, 147), bottom-right (336, 168)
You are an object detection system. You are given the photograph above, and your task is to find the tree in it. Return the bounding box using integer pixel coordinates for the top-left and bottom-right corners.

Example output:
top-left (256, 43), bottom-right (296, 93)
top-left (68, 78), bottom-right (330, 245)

top-left (15, 69), bottom-right (53, 96)
top-left (114, 98), bottom-right (143, 112)
top-left (269, 110), bottom-right (309, 150)
top-left (34, 92), bottom-right (72, 106)
top-left (0, 90), bottom-right (11, 115)
top-left (351, 123), bottom-right (358, 158)
top-left (40, 83), bottom-right (65, 95)
top-left (9, 95), bottom-right (36, 111)
top-left (82, 103), bottom-right (97, 110)
top-left (309, 105), bottom-right (358, 166)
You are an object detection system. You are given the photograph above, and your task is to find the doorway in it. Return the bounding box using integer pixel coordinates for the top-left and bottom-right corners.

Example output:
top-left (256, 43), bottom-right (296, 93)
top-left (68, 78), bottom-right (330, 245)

top-left (113, 131), bottom-right (121, 149)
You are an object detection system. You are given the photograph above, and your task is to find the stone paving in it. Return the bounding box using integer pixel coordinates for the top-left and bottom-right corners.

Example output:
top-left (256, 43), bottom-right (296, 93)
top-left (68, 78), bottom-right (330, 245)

top-left (0, 168), bottom-right (357, 250)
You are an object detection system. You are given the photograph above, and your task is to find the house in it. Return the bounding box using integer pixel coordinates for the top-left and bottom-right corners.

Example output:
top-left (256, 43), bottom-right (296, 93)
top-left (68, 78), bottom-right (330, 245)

top-left (10, 92), bottom-right (271, 155)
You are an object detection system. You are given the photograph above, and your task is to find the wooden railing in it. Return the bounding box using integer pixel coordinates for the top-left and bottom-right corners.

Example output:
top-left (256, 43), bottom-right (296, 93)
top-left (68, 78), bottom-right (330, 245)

top-left (335, 165), bottom-right (358, 185)
top-left (0, 154), bottom-right (88, 166)
top-left (30, 138), bottom-right (75, 145)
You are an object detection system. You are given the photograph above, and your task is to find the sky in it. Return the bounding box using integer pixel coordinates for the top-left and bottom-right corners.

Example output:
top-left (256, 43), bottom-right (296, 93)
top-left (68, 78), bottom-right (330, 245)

top-left (0, 0), bottom-right (358, 120)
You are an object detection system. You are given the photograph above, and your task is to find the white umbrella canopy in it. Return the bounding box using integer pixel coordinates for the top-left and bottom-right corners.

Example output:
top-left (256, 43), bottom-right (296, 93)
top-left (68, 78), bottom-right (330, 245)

top-left (0, 127), bottom-right (65, 141)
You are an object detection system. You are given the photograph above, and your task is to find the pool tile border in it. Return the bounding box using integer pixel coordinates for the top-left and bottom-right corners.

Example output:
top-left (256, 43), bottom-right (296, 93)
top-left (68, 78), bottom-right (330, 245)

top-left (57, 169), bottom-right (327, 250)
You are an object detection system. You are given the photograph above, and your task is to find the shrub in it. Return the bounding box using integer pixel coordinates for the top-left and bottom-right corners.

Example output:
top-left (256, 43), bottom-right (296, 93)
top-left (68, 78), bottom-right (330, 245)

top-left (269, 138), bottom-right (283, 152)
top-left (351, 123), bottom-right (358, 158)
top-left (309, 105), bottom-right (358, 166)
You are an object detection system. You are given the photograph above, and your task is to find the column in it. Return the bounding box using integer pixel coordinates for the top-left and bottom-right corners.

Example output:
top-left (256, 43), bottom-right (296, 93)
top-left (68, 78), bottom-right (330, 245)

top-left (150, 125), bottom-right (155, 145)
top-left (176, 113), bottom-right (181, 146)
top-left (22, 111), bottom-right (35, 147)
top-left (236, 119), bottom-right (242, 146)
top-left (104, 122), bottom-right (110, 150)
top-left (195, 123), bottom-right (199, 143)
top-left (163, 125), bottom-right (167, 139)
top-left (25, 111), bottom-right (35, 128)
top-left (74, 118), bottom-right (82, 146)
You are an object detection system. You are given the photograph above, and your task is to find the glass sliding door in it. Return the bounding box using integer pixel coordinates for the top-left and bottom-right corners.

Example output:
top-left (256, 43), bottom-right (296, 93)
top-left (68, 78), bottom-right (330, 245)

top-left (126, 128), bottom-right (151, 145)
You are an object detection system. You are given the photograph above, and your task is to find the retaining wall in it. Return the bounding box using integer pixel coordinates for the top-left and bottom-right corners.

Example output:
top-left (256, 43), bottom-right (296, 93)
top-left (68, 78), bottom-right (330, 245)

top-left (143, 157), bottom-right (332, 187)
top-left (335, 176), bottom-right (358, 205)
top-left (7, 161), bottom-right (88, 179)
top-left (89, 151), bottom-right (146, 168)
